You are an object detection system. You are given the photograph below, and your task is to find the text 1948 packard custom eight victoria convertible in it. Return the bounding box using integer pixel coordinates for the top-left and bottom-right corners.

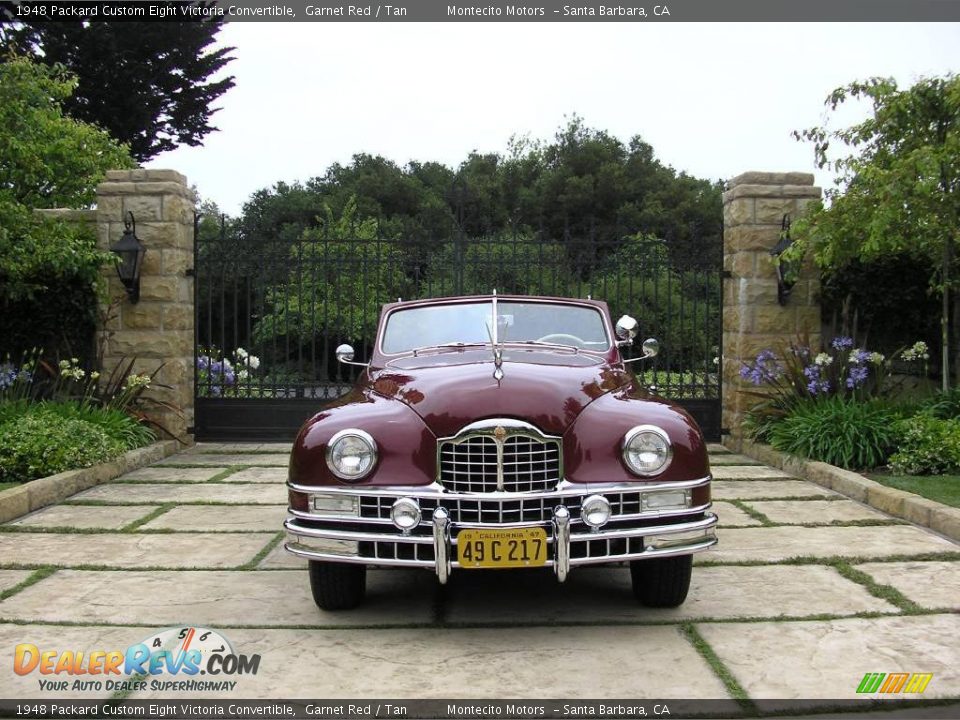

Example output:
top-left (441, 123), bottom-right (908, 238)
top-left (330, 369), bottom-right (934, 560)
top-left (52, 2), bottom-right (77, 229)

top-left (284, 294), bottom-right (718, 609)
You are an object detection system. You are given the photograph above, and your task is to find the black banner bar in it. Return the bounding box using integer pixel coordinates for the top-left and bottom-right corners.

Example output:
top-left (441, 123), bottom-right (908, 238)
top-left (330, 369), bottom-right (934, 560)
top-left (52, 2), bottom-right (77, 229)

top-left (2, 0), bottom-right (960, 22)
top-left (2, 699), bottom-right (960, 719)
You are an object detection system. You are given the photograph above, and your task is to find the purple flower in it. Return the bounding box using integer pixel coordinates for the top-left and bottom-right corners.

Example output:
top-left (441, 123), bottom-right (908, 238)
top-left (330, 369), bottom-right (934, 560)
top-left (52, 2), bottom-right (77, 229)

top-left (807, 379), bottom-right (831, 395)
top-left (197, 355), bottom-right (210, 371)
top-left (850, 350), bottom-right (870, 365)
top-left (740, 349), bottom-right (784, 386)
top-left (846, 365), bottom-right (869, 389)
top-left (803, 364), bottom-right (820, 381)
top-left (831, 336), bottom-right (854, 350)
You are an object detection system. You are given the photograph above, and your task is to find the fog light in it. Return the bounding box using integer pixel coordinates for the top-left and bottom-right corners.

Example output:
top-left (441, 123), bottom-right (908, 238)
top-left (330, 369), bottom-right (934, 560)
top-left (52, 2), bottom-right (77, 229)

top-left (644, 490), bottom-right (691, 511)
top-left (390, 497), bottom-right (421, 533)
top-left (581, 495), bottom-right (611, 530)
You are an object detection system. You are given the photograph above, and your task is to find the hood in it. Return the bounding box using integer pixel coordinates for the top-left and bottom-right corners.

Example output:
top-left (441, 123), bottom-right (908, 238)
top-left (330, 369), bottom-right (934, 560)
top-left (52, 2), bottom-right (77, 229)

top-left (366, 348), bottom-right (630, 437)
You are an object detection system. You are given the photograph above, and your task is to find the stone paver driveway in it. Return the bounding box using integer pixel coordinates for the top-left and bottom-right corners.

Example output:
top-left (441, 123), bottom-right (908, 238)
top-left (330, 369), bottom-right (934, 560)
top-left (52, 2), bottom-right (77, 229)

top-left (2, 444), bottom-right (959, 713)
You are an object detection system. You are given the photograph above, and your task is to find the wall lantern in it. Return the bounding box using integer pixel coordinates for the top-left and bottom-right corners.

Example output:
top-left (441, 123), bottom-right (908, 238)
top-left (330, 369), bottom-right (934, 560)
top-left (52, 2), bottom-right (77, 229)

top-left (769, 214), bottom-right (796, 306)
top-left (110, 212), bottom-right (146, 303)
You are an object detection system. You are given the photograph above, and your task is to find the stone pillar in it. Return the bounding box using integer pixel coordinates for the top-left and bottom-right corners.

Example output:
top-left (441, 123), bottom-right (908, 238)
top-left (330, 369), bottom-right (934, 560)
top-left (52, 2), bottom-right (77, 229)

top-left (96, 170), bottom-right (195, 442)
top-left (722, 172), bottom-right (821, 442)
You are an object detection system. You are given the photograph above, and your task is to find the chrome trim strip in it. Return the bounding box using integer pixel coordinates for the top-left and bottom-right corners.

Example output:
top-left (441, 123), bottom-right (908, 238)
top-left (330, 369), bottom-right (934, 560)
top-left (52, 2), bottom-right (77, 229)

top-left (284, 544), bottom-right (434, 568)
top-left (568, 514), bottom-right (717, 542)
top-left (288, 476), bottom-right (711, 498)
top-left (283, 518), bottom-right (432, 544)
top-left (289, 508), bottom-right (390, 524)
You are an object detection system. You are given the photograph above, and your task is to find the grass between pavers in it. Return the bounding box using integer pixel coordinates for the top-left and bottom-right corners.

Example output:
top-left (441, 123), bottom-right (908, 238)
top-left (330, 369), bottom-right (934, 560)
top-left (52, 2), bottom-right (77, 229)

top-left (240, 531), bottom-right (285, 570)
top-left (0, 608), bottom-right (926, 633)
top-left (158, 463), bottom-right (287, 469)
top-left (868, 473), bottom-right (960, 509)
top-left (120, 504), bottom-right (175, 532)
top-left (107, 466), bottom-right (251, 485)
top-left (2, 551), bottom-right (958, 577)
top-left (833, 561), bottom-right (922, 613)
top-left (679, 623), bottom-right (757, 712)
top-left (0, 566), bottom-right (57, 601)
top-left (725, 500), bottom-right (774, 526)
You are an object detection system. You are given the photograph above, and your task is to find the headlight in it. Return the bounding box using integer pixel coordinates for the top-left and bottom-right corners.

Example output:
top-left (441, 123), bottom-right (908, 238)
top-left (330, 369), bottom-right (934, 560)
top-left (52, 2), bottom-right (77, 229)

top-left (326, 429), bottom-right (377, 481)
top-left (622, 425), bottom-right (672, 476)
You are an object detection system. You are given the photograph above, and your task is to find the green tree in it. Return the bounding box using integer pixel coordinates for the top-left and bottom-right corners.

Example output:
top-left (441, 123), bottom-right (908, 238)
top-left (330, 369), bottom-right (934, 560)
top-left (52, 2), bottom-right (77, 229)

top-left (1, 16), bottom-right (235, 162)
top-left (252, 198), bottom-right (411, 353)
top-left (0, 58), bottom-right (133, 358)
top-left (790, 75), bottom-right (960, 389)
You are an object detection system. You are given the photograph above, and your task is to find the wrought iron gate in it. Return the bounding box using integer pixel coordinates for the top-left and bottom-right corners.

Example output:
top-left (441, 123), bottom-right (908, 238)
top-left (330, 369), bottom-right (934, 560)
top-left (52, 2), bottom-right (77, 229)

top-left (194, 220), bottom-right (722, 440)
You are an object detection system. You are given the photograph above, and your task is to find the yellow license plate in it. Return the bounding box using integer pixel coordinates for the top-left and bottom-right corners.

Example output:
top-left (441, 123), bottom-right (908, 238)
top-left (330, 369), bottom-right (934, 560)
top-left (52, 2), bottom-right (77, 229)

top-left (457, 527), bottom-right (548, 568)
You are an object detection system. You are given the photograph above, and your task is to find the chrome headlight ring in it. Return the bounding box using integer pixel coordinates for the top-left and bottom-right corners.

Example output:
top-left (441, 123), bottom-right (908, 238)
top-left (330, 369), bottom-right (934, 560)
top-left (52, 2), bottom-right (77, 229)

top-left (622, 424), bottom-right (673, 477)
top-left (325, 429), bottom-right (378, 481)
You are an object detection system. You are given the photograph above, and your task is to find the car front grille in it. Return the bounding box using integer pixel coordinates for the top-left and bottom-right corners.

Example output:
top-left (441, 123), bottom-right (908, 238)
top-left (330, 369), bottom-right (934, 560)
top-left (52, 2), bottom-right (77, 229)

top-left (439, 434), bottom-right (561, 493)
top-left (358, 491), bottom-right (647, 527)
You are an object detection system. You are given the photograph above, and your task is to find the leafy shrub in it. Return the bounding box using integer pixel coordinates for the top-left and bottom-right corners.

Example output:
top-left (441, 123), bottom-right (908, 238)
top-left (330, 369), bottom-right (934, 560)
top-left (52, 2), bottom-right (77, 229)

top-left (0, 411), bottom-right (122, 482)
top-left (767, 396), bottom-right (901, 469)
top-left (36, 402), bottom-right (154, 452)
top-left (919, 386), bottom-right (960, 420)
top-left (888, 414), bottom-right (960, 475)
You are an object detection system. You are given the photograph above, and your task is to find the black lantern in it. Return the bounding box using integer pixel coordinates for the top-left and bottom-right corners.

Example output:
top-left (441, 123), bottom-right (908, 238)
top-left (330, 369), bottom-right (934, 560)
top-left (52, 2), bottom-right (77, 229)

top-left (110, 212), bottom-right (146, 303)
top-left (769, 214), bottom-right (797, 306)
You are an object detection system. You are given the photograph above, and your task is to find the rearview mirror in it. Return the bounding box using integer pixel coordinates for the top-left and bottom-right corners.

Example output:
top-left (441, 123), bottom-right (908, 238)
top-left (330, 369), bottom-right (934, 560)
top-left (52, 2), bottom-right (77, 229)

top-left (623, 337), bottom-right (660, 365)
top-left (336, 344), bottom-right (368, 367)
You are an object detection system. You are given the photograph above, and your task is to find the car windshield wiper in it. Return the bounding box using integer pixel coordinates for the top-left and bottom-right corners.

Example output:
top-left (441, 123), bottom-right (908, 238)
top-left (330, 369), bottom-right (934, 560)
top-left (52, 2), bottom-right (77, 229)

top-left (411, 342), bottom-right (487, 357)
top-left (507, 341), bottom-right (579, 353)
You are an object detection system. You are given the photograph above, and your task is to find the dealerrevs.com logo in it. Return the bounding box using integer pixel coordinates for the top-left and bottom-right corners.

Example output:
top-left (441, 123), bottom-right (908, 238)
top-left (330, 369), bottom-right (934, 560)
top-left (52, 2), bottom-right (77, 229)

top-left (14, 626), bottom-right (261, 693)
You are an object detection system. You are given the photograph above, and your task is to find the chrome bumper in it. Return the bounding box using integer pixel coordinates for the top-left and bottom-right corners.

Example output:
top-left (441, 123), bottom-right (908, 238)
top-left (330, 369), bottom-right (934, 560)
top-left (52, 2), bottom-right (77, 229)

top-left (284, 478), bottom-right (718, 583)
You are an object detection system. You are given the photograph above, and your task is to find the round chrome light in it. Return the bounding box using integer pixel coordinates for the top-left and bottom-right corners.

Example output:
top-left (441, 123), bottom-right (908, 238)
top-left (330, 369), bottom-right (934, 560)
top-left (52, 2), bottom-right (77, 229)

top-left (622, 425), bottom-right (672, 476)
top-left (326, 429), bottom-right (377, 481)
top-left (390, 497), bottom-right (421, 532)
top-left (581, 494), bottom-right (611, 529)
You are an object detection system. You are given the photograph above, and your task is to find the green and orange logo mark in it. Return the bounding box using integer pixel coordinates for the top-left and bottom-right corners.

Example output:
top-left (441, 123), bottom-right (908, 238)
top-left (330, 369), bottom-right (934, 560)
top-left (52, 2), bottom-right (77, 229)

top-left (857, 672), bottom-right (933, 694)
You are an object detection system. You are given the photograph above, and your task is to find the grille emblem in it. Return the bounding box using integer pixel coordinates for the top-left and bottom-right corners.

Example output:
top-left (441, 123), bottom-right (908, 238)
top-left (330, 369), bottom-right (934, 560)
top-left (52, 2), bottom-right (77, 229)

top-left (494, 426), bottom-right (507, 441)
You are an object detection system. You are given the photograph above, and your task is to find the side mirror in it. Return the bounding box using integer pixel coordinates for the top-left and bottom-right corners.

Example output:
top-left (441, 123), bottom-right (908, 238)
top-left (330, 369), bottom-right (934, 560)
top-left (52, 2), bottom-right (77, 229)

top-left (623, 337), bottom-right (660, 365)
top-left (336, 344), bottom-right (367, 367)
top-left (615, 315), bottom-right (639, 346)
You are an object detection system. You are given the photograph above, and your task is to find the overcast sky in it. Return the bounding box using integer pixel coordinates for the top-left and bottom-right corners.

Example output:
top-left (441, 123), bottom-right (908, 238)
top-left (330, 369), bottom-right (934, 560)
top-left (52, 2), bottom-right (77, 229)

top-left (146, 22), bottom-right (960, 216)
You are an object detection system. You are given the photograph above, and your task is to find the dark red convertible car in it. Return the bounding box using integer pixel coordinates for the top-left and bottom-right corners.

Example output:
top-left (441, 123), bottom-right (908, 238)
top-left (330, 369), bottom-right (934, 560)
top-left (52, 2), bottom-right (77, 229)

top-left (285, 294), bottom-right (717, 609)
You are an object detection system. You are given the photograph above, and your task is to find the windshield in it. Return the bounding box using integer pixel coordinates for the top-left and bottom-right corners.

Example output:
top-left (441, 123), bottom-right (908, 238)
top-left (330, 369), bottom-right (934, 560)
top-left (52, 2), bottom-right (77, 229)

top-left (380, 301), bottom-right (610, 354)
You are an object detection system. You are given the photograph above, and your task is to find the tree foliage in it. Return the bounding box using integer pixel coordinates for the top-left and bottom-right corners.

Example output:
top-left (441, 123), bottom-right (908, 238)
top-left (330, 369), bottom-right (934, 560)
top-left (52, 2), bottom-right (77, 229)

top-left (1, 15), bottom-right (235, 162)
top-left (0, 58), bottom-right (133, 359)
top-left (789, 74), bottom-right (960, 387)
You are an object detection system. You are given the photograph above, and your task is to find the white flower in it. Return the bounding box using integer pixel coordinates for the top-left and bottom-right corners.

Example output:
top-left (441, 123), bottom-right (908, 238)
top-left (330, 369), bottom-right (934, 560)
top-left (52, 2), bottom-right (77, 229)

top-left (868, 352), bottom-right (885, 365)
top-left (248, 355), bottom-right (260, 370)
top-left (712, 356), bottom-right (719, 366)
top-left (238, 369), bottom-right (249, 381)
top-left (235, 347), bottom-right (248, 360)
top-left (814, 352), bottom-right (833, 367)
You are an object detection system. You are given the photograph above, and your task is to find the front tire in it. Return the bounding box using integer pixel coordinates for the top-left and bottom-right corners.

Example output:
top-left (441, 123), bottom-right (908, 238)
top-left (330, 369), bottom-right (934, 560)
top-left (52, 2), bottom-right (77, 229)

top-left (309, 561), bottom-right (366, 610)
top-left (630, 555), bottom-right (692, 608)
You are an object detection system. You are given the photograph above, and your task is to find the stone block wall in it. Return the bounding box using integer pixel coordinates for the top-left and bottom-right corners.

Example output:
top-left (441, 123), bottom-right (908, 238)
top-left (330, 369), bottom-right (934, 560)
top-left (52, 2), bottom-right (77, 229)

top-left (95, 169), bottom-right (195, 441)
top-left (722, 172), bottom-right (822, 439)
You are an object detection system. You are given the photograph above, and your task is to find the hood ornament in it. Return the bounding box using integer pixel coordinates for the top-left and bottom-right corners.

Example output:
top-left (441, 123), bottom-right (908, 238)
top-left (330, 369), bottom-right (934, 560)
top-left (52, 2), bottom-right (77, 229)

top-left (494, 425), bottom-right (507, 441)
top-left (487, 289), bottom-right (505, 382)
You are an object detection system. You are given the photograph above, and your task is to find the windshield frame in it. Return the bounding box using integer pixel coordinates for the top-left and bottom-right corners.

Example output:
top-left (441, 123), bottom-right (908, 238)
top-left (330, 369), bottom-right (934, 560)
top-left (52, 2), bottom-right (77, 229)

top-left (375, 296), bottom-right (614, 358)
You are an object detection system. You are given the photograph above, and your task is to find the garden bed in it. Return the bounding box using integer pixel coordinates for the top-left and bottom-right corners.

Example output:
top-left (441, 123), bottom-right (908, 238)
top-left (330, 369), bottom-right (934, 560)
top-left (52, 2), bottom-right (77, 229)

top-left (0, 439), bottom-right (180, 524)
